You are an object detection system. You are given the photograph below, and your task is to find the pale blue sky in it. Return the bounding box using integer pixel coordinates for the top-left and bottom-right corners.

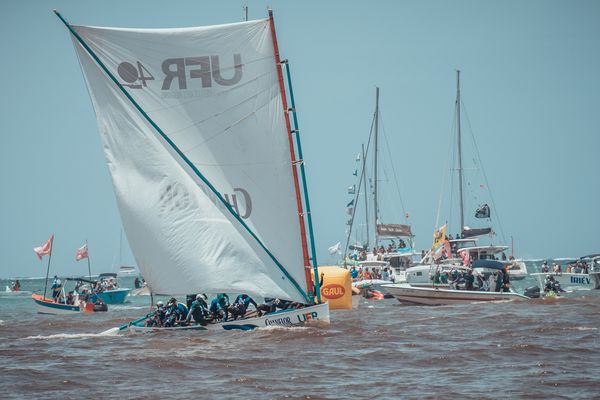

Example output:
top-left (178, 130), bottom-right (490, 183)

top-left (1, 0), bottom-right (598, 278)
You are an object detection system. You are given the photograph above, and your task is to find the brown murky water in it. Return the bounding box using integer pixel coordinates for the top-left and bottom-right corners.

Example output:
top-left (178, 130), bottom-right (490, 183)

top-left (1, 274), bottom-right (599, 399)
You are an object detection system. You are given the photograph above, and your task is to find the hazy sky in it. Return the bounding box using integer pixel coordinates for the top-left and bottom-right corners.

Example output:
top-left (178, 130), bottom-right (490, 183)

top-left (1, 0), bottom-right (598, 278)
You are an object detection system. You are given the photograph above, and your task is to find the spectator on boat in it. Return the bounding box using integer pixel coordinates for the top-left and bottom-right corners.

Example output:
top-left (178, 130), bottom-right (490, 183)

top-left (502, 266), bottom-right (511, 292)
top-left (386, 244), bottom-right (394, 253)
top-left (448, 268), bottom-right (460, 290)
top-left (541, 261), bottom-right (549, 273)
top-left (501, 252), bottom-right (507, 261)
top-left (230, 294), bottom-right (259, 320)
top-left (210, 293), bottom-right (230, 322)
top-left (582, 262), bottom-right (589, 274)
top-left (51, 276), bottom-right (62, 301)
top-left (475, 273), bottom-right (489, 291)
top-left (493, 270), bottom-right (504, 292)
top-left (350, 266), bottom-right (359, 281)
top-left (544, 275), bottom-right (565, 294)
top-left (553, 263), bottom-right (562, 275)
top-left (464, 269), bottom-right (475, 290)
top-left (381, 268), bottom-right (390, 282)
top-left (363, 268), bottom-right (372, 280)
top-left (66, 291), bottom-right (75, 305)
top-left (134, 277), bottom-right (141, 289)
top-left (359, 250), bottom-right (367, 261)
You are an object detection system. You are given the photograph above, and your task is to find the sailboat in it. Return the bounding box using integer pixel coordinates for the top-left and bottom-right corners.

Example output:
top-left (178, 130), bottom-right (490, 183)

top-left (383, 71), bottom-right (532, 305)
top-left (54, 9), bottom-right (329, 331)
top-left (344, 88), bottom-right (416, 291)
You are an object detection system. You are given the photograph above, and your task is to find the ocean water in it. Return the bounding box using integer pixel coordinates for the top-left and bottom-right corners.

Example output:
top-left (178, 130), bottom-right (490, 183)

top-left (0, 261), bottom-right (599, 399)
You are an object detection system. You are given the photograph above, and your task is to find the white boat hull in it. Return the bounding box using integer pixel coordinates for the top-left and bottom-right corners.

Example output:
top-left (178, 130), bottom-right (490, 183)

top-left (530, 272), bottom-right (600, 291)
top-left (126, 302), bottom-right (330, 332)
top-left (382, 283), bottom-right (529, 306)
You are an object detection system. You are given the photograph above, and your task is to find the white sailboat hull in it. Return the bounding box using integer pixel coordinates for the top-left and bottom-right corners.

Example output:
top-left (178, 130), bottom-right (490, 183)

top-left (127, 302), bottom-right (330, 332)
top-left (382, 283), bottom-right (529, 306)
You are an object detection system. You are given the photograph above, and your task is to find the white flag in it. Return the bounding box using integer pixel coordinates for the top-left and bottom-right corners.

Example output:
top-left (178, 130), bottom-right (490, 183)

top-left (328, 242), bottom-right (341, 255)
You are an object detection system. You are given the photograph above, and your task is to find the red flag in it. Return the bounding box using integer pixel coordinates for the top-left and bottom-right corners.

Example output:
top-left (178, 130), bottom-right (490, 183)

top-left (75, 243), bottom-right (89, 262)
top-left (34, 234), bottom-right (54, 260)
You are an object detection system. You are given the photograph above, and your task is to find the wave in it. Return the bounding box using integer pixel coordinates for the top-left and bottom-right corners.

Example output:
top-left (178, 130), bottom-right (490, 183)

top-left (24, 331), bottom-right (119, 340)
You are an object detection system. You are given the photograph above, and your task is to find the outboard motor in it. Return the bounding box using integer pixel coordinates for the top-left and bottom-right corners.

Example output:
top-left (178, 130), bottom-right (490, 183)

top-left (524, 285), bottom-right (541, 299)
top-left (93, 298), bottom-right (108, 312)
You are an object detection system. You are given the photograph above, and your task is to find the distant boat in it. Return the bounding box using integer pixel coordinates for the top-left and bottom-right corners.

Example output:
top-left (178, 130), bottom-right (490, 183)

top-left (403, 71), bottom-right (527, 290)
top-left (89, 273), bottom-right (130, 304)
top-left (118, 265), bottom-right (138, 276)
top-left (530, 255), bottom-right (600, 292)
top-left (343, 88), bottom-right (416, 285)
top-left (383, 261), bottom-right (532, 306)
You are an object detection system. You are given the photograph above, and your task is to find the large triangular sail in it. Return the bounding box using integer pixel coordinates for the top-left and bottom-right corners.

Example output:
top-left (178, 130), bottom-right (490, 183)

top-left (63, 16), bottom-right (310, 302)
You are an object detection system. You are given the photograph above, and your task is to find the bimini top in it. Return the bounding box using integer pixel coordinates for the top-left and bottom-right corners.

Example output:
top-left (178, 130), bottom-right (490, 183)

top-left (471, 260), bottom-right (505, 271)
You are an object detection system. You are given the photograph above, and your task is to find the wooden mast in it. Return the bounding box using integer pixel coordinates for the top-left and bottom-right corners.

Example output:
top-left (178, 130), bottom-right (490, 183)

top-left (268, 9), bottom-right (314, 299)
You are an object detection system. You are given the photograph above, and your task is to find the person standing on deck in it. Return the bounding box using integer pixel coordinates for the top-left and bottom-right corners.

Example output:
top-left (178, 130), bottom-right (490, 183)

top-left (51, 276), bottom-right (62, 301)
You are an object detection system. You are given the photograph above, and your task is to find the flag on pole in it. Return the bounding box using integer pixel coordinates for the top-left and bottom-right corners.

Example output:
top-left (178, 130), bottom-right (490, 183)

top-left (345, 199), bottom-right (354, 215)
top-left (328, 242), bottom-right (342, 255)
top-left (33, 234), bottom-right (54, 260)
top-left (75, 243), bottom-right (89, 261)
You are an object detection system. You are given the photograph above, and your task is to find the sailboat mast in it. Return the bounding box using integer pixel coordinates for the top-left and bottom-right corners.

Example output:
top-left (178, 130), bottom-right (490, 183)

top-left (283, 61), bottom-right (321, 303)
top-left (362, 143), bottom-right (369, 248)
top-left (456, 70), bottom-right (465, 235)
top-left (268, 9), bottom-right (314, 299)
top-left (373, 87), bottom-right (380, 248)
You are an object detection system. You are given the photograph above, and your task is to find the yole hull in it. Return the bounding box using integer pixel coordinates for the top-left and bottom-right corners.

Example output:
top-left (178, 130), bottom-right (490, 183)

top-left (382, 284), bottom-right (529, 306)
top-left (127, 302), bottom-right (330, 332)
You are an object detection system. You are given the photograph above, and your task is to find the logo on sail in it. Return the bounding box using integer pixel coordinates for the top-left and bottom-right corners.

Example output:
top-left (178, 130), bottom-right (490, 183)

top-left (116, 55), bottom-right (243, 90)
top-left (197, 185), bottom-right (253, 219)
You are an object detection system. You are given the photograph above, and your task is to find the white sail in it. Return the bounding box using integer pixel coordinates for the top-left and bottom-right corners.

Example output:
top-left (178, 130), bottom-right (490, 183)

top-left (70, 19), bottom-right (310, 302)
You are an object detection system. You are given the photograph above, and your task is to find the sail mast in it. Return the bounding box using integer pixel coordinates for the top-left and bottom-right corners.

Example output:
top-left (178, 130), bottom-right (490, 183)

top-left (456, 70), bottom-right (465, 235)
top-left (373, 87), bottom-right (380, 248)
top-left (268, 9), bottom-right (314, 299)
top-left (362, 143), bottom-right (369, 248)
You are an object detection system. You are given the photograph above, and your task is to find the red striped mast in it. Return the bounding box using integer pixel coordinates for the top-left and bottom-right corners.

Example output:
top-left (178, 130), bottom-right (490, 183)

top-left (267, 9), bottom-right (314, 299)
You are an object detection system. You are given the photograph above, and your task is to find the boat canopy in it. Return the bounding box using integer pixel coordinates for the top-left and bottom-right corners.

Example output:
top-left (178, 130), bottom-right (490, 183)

top-left (461, 227), bottom-right (493, 238)
top-left (471, 260), bottom-right (504, 270)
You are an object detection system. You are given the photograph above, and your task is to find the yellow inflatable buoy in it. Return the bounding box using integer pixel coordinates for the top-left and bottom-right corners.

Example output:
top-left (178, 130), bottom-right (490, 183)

top-left (312, 266), bottom-right (353, 310)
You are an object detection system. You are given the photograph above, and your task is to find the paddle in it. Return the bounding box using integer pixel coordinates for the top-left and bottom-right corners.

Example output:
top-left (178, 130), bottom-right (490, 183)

top-left (100, 313), bottom-right (152, 335)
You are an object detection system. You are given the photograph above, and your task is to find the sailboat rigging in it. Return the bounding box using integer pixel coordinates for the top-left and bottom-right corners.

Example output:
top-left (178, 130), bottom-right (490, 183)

top-left (384, 71), bottom-right (532, 305)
